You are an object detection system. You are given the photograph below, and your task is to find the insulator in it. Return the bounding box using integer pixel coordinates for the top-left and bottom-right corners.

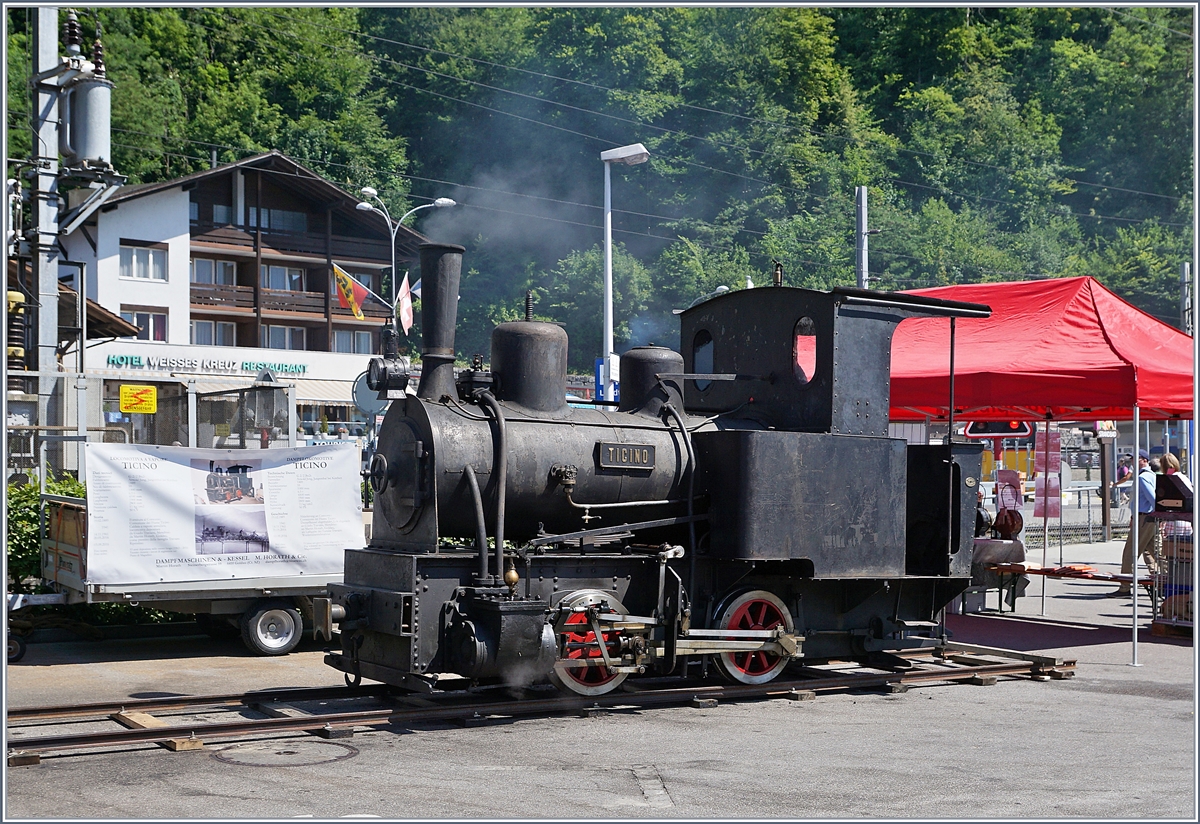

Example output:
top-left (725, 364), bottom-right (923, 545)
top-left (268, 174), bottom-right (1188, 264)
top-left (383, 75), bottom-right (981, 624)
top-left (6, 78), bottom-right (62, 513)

top-left (525, 290), bottom-right (534, 322)
top-left (62, 9), bottom-right (83, 56)
top-left (7, 290), bottom-right (28, 391)
top-left (91, 38), bottom-right (106, 77)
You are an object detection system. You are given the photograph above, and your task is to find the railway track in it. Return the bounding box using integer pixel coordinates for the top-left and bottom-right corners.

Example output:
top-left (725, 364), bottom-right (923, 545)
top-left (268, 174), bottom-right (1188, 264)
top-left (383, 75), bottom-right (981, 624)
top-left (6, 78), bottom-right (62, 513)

top-left (6, 642), bottom-right (1075, 766)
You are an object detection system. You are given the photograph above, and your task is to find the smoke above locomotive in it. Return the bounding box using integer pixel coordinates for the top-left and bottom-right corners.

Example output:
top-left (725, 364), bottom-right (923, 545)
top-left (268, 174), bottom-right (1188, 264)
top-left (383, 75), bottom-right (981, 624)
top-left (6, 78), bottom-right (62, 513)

top-left (324, 243), bottom-right (991, 696)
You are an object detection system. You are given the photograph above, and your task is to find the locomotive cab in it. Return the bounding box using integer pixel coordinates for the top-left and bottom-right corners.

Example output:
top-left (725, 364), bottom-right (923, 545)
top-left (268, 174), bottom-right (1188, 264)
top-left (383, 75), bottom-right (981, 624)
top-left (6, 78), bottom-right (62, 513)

top-left (325, 243), bottom-right (990, 694)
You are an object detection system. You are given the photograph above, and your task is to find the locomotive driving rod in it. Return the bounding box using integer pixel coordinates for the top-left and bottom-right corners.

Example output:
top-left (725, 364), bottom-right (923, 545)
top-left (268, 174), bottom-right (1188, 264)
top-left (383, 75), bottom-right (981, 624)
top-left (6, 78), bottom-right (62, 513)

top-left (578, 610), bottom-right (805, 659)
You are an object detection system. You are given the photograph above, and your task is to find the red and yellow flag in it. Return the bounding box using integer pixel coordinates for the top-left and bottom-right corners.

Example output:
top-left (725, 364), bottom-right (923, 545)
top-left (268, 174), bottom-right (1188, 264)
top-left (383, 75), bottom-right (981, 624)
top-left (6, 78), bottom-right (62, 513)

top-left (333, 264), bottom-right (369, 321)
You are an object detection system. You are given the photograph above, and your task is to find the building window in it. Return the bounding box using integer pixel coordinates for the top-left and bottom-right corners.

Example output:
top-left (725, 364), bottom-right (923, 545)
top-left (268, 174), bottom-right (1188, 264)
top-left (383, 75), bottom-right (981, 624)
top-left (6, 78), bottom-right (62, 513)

top-left (119, 245), bottom-right (167, 280)
top-left (120, 309), bottom-right (168, 342)
top-left (213, 204), bottom-right (233, 225)
top-left (261, 325), bottom-right (305, 350)
top-left (249, 207), bottom-right (307, 233)
top-left (260, 264), bottom-right (305, 291)
top-left (191, 320), bottom-right (236, 346)
top-left (189, 201), bottom-right (199, 222)
top-left (191, 258), bottom-right (237, 286)
top-left (334, 329), bottom-right (374, 354)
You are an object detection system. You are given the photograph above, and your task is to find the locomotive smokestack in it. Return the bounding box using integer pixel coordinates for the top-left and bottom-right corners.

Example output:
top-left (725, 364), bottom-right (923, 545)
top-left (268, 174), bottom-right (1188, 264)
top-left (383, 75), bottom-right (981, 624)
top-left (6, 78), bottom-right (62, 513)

top-left (415, 243), bottom-right (466, 401)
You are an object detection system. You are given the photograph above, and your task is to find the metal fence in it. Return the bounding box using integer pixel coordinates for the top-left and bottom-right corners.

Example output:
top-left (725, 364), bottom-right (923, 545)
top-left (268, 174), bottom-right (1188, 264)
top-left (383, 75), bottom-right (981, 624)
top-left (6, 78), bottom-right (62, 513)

top-left (195, 384), bottom-right (293, 449)
top-left (4, 371), bottom-right (299, 484)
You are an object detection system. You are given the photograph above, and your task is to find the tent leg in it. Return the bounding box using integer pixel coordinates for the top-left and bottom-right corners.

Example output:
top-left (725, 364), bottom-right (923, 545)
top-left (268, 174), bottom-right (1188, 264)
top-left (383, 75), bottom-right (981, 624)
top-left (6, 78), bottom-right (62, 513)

top-left (1039, 420), bottom-right (1049, 617)
top-left (1130, 405), bottom-right (1141, 667)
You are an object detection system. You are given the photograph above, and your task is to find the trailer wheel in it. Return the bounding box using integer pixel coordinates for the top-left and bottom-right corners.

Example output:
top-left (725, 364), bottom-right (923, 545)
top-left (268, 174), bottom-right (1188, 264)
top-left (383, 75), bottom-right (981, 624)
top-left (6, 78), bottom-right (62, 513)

top-left (7, 632), bottom-right (27, 663)
top-left (240, 600), bottom-right (302, 656)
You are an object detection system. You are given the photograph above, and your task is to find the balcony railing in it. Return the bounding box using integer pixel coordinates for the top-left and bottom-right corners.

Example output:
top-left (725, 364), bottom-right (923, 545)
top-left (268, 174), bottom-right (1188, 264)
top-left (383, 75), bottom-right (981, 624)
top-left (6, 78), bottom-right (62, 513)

top-left (260, 288), bottom-right (326, 314)
top-left (190, 223), bottom-right (394, 263)
top-left (190, 283), bottom-right (255, 309)
top-left (190, 283), bottom-right (390, 319)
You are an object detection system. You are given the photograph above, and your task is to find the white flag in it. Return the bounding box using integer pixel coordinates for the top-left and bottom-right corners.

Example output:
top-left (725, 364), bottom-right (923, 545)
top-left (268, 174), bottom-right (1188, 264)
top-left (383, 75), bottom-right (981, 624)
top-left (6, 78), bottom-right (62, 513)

top-left (397, 273), bottom-right (414, 334)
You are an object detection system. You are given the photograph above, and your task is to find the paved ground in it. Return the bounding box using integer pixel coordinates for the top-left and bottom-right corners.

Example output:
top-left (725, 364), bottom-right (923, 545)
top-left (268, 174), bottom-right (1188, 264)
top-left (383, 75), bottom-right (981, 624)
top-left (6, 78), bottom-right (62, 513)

top-left (3, 539), bottom-right (1195, 820)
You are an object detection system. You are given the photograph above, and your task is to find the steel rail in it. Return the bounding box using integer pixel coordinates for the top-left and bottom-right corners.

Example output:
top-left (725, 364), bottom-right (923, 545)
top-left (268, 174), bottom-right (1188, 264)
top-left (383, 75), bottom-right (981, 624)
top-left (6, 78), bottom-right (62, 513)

top-left (6, 684), bottom-right (395, 723)
top-left (7, 657), bottom-right (1074, 757)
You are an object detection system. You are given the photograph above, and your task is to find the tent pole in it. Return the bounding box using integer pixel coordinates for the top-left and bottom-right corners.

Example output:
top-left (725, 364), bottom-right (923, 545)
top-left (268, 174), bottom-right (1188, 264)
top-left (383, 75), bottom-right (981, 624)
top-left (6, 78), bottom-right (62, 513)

top-left (946, 320), bottom-right (956, 538)
top-left (1131, 405), bottom-right (1141, 667)
top-left (1040, 420), bottom-right (1049, 616)
top-left (943, 319), bottom-right (955, 641)
top-left (1058, 451), bottom-right (1064, 566)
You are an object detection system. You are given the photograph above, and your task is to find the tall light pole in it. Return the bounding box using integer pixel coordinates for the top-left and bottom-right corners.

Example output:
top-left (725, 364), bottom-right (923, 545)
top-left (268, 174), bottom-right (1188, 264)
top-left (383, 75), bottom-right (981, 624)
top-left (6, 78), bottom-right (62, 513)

top-left (357, 189), bottom-right (456, 306)
top-left (600, 143), bottom-right (650, 402)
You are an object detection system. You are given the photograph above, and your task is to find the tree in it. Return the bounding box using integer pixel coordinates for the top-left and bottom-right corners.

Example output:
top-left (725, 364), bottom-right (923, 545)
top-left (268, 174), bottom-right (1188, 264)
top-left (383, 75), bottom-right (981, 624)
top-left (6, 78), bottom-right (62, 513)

top-left (539, 244), bottom-right (651, 370)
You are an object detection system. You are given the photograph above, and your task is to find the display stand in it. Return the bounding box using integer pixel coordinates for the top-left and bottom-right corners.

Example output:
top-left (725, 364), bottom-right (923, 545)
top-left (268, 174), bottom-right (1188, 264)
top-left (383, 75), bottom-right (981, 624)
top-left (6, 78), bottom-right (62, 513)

top-left (1149, 512), bottom-right (1193, 638)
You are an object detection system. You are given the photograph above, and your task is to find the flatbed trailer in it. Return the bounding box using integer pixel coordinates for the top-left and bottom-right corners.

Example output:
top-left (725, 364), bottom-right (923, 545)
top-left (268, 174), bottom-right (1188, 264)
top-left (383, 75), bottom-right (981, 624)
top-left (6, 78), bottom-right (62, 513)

top-left (16, 493), bottom-right (345, 658)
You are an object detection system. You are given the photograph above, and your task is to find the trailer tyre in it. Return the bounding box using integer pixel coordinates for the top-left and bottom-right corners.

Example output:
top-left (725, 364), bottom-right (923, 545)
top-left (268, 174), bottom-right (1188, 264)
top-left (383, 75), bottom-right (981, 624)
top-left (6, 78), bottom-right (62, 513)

top-left (8, 632), bottom-right (27, 663)
top-left (240, 600), bottom-right (302, 656)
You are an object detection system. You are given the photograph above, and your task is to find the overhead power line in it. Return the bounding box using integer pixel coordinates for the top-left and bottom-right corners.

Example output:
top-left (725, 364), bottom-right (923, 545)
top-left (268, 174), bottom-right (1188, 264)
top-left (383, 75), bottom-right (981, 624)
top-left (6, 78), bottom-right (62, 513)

top-left (1108, 7), bottom-right (1194, 40)
top-left (192, 13), bottom-right (824, 205)
top-left (106, 140), bottom-right (805, 265)
top-left (228, 10), bottom-right (1189, 228)
top-left (261, 6), bottom-right (1186, 205)
top-left (113, 135), bottom-right (1042, 283)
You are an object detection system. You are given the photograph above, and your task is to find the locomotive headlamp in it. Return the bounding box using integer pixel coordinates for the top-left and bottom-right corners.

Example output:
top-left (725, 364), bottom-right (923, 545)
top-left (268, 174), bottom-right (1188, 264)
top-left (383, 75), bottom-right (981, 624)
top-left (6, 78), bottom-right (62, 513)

top-left (367, 355), bottom-right (411, 392)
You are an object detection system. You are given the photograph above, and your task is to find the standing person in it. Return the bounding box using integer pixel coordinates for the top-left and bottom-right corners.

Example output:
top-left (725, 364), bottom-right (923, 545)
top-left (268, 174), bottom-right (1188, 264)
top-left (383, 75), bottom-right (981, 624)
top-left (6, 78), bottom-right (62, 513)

top-left (1159, 452), bottom-right (1193, 542)
top-left (1109, 449), bottom-right (1158, 597)
top-left (1115, 455), bottom-right (1133, 507)
top-left (1117, 455), bottom-right (1132, 484)
top-left (1161, 452), bottom-right (1193, 489)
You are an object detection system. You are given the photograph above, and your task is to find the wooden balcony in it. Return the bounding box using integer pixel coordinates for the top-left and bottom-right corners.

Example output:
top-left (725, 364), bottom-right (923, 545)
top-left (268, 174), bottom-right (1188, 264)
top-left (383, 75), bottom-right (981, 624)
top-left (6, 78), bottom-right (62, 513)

top-left (190, 283), bottom-right (390, 320)
top-left (332, 301), bottom-right (391, 320)
top-left (190, 283), bottom-right (255, 309)
top-left (260, 288), bottom-right (326, 314)
top-left (190, 223), bottom-right (396, 265)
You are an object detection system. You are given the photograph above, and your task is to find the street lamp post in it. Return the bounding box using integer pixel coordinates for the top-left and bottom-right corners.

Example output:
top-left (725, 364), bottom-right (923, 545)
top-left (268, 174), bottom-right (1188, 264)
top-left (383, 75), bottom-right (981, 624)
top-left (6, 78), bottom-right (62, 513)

top-left (356, 189), bottom-right (456, 307)
top-left (599, 143), bottom-right (650, 402)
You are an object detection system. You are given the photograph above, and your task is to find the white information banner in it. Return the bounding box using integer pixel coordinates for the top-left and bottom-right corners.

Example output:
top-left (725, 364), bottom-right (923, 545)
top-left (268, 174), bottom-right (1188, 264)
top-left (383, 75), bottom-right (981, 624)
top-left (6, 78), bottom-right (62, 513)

top-left (84, 443), bottom-right (363, 585)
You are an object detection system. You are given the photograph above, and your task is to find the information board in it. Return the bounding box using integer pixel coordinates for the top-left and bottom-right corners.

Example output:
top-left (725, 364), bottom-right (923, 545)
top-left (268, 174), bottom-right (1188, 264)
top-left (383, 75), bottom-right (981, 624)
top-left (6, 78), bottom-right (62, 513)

top-left (1034, 475), bottom-right (1062, 519)
top-left (83, 443), bottom-right (362, 585)
top-left (1034, 430), bottom-right (1062, 473)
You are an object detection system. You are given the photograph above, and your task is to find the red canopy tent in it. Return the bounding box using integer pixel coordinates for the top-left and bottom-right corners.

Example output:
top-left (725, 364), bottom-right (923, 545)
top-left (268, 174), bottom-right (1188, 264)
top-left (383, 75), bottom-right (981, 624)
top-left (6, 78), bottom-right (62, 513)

top-left (889, 276), bottom-right (1194, 422)
top-left (887, 276), bottom-right (1194, 660)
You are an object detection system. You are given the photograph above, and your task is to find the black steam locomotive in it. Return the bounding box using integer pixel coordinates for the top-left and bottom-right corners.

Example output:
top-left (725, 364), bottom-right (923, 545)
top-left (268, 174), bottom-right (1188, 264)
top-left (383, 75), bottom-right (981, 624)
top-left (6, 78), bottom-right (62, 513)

top-left (322, 243), bottom-right (989, 695)
top-left (205, 461), bottom-right (256, 503)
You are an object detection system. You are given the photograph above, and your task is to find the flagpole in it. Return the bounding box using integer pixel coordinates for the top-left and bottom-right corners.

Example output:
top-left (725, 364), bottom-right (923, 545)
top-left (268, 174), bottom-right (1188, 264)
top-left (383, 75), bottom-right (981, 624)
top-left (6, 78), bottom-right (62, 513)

top-left (334, 264), bottom-right (392, 311)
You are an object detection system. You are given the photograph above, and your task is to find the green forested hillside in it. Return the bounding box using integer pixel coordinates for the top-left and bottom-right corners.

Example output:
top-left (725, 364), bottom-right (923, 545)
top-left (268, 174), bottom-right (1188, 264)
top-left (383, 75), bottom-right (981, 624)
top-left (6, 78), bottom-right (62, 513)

top-left (7, 6), bottom-right (1193, 367)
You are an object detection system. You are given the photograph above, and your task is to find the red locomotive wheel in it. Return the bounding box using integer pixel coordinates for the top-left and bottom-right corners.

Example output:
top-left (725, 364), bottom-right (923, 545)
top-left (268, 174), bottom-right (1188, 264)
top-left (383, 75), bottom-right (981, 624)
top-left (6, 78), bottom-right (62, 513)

top-left (548, 590), bottom-right (630, 696)
top-left (713, 589), bottom-right (794, 685)
top-left (726, 598), bottom-right (786, 676)
top-left (559, 612), bottom-right (622, 688)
